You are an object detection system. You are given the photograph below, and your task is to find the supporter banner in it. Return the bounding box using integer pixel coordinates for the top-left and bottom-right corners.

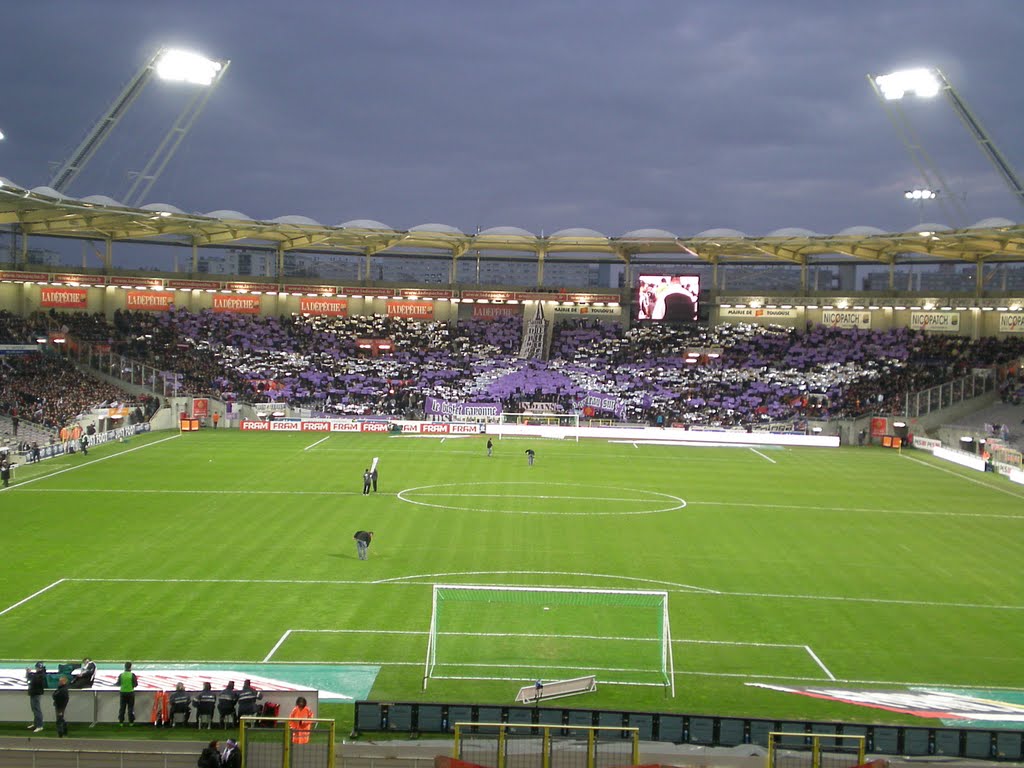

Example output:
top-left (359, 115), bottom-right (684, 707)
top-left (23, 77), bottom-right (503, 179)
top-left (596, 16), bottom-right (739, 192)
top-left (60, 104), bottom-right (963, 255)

top-left (212, 294), bottom-right (261, 313)
top-left (472, 304), bottom-right (521, 319)
top-left (424, 397), bottom-right (502, 419)
top-left (386, 300), bottom-right (434, 319)
top-left (192, 398), bottom-right (210, 417)
top-left (109, 276), bottom-right (163, 288)
top-left (300, 296), bottom-right (348, 316)
top-left (167, 279), bottom-right (221, 291)
top-left (0, 271), bottom-right (44, 281)
top-left (126, 291), bottom-right (174, 311)
top-left (225, 281), bottom-right (276, 293)
top-left (399, 288), bottom-right (453, 299)
top-left (821, 310), bottom-right (871, 329)
top-left (718, 307), bottom-right (799, 320)
top-left (870, 417), bottom-right (888, 437)
top-left (581, 391), bottom-right (625, 418)
top-left (40, 286), bottom-right (88, 308)
top-left (999, 313), bottom-right (1024, 333)
top-left (552, 305), bottom-right (622, 317)
top-left (911, 311), bottom-right (960, 332)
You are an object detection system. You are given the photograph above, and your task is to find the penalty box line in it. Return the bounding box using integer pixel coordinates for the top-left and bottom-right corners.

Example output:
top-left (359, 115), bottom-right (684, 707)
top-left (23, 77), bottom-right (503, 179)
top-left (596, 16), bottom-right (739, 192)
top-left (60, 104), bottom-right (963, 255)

top-left (263, 627), bottom-right (834, 681)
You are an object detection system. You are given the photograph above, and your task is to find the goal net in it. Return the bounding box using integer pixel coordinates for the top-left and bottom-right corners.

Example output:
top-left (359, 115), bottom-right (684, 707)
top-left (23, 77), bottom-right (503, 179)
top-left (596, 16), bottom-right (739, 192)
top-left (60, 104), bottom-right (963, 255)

top-left (493, 412), bottom-right (581, 441)
top-left (423, 584), bottom-right (674, 696)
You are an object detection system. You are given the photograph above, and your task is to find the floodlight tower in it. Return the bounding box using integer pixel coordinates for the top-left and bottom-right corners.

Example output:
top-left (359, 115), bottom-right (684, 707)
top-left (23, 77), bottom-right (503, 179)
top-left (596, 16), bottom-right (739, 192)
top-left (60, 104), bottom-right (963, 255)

top-left (870, 67), bottom-right (1024, 219)
top-left (49, 47), bottom-right (229, 204)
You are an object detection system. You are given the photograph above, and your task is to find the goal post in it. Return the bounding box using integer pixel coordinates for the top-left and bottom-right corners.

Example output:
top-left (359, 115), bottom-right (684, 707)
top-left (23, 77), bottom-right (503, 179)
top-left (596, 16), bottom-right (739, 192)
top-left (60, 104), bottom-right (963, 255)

top-left (493, 412), bottom-right (581, 442)
top-left (423, 584), bottom-right (674, 696)
top-left (240, 715), bottom-right (336, 768)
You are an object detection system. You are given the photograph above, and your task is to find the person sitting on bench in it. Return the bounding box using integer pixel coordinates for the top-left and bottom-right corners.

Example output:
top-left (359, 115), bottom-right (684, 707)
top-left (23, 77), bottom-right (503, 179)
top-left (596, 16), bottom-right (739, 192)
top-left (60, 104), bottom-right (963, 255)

top-left (195, 682), bottom-right (217, 728)
top-left (168, 682), bottom-right (192, 726)
top-left (70, 658), bottom-right (96, 689)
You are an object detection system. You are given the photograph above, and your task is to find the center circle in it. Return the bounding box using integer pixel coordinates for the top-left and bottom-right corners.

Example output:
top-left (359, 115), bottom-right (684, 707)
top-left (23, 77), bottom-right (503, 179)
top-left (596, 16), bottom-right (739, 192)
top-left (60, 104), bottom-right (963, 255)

top-left (396, 481), bottom-right (686, 516)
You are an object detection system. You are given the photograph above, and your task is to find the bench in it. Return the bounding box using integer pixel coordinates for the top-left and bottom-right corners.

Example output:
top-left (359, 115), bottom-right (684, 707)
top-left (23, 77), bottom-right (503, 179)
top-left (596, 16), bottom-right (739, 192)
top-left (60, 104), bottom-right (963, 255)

top-left (515, 675), bottom-right (597, 704)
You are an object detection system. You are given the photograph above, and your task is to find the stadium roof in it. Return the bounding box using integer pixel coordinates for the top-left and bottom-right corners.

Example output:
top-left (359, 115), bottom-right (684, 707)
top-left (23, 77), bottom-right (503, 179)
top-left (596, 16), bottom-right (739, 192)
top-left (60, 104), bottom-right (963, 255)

top-left (2, 176), bottom-right (1024, 266)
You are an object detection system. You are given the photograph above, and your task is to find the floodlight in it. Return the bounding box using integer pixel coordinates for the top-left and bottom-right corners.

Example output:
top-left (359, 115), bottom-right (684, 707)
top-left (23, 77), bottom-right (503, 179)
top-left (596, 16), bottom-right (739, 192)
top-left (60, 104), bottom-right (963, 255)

top-left (155, 49), bottom-right (223, 86)
top-left (874, 68), bottom-right (941, 100)
top-left (0, 129), bottom-right (5, 141)
top-left (905, 189), bottom-right (938, 200)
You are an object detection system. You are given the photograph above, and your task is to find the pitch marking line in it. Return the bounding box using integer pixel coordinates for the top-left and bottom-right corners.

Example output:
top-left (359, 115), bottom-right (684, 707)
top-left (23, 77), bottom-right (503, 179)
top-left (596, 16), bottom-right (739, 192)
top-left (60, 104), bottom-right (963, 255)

top-left (750, 448), bottom-right (776, 464)
top-left (804, 645), bottom-right (835, 680)
top-left (0, 579), bottom-right (66, 617)
top-left (901, 453), bottom-right (1024, 501)
top-left (371, 570), bottom-right (719, 594)
top-left (0, 434), bottom-right (181, 492)
top-left (304, 436), bottom-right (330, 451)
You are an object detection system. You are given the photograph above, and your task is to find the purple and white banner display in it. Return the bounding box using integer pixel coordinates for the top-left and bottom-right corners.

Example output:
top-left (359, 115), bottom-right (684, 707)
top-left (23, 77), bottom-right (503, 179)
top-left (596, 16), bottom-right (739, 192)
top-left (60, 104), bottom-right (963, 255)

top-left (424, 397), bottom-right (502, 419)
top-left (581, 391), bottom-right (626, 417)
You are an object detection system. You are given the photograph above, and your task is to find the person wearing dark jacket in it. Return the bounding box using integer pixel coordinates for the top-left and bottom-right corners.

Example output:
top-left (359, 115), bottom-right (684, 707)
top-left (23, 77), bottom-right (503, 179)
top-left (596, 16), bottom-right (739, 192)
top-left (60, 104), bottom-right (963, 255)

top-left (196, 740), bottom-right (220, 768)
top-left (217, 681), bottom-right (238, 727)
top-left (236, 679), bottom-right (262, 719)
top-left (194, 682), bottom-right (217, 728)
top-left (26, 662), bottom-right (46, 732)
top-left (52, 676), bottom-right (69, 737)
top-left (221, 738), bottom-right (242, 768)
top-left (70, 658), bottom-right (96, 689)
top-left (168, 682), bottom-right (192, 726)
top-left (353, 530), bottom-right (373, 560)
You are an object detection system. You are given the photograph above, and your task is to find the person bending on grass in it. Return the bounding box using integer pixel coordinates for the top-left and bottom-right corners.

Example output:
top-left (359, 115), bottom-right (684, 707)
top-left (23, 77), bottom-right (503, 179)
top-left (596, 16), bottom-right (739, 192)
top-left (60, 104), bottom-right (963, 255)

top-left (525, 448), bottom-right (535, 466)
top-left (353, 530), bottom-right (374, 560)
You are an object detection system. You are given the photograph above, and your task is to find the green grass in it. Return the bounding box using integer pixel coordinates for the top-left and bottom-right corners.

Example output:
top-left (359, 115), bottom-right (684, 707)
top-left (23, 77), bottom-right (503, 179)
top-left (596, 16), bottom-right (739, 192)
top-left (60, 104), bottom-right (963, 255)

top-left (2, 429), bottom-right (1023, 734)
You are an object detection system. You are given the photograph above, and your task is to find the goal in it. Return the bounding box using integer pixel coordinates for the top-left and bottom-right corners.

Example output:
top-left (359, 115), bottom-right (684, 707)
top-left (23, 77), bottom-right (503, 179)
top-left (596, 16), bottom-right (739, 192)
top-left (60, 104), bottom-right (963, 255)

top-left (240, 715), bottom-right (336, 768)
top-left (422, 584), bottom-right (675, 696)
top-left (493, 412), bottom-right (581, 442)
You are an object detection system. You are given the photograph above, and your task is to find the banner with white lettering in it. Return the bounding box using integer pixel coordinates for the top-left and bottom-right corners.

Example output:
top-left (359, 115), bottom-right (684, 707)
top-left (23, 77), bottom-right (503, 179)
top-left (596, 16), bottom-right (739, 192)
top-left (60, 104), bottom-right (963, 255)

top-left (126, 291), bottom-right (175, 311)
top-left (41, 287), bottom-right (88, 309)
top-left (581, 391), bottom-right (625, 418)
top-left (386, 300), bottom-right (434, 319)
top-left (299, 296), bottom-right (348, 316)
top-left (213, 294), bottom-right (261, 314)
top-left (471, 304), bottom-right (522, 320)
top-left (424, 397), bottom-right (502, 419)
top-left (821, 310), bottom-right (871, 329)
top-left (911, 311), bottom-right (960, 332)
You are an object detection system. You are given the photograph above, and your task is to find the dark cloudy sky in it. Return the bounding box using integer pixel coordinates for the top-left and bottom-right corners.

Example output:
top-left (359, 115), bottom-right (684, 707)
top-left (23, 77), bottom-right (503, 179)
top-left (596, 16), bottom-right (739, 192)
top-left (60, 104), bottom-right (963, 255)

top-left (2, 0), bottom-right (1023, 238)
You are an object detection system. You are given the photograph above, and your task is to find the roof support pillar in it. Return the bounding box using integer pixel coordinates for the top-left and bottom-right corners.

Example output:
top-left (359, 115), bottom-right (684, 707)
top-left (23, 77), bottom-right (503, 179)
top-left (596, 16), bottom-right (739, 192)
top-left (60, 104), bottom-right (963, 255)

top-left (976, 259), bottom-right (984, 298)
top-left (800, 261), bottom-right (808, 294)
top-left (191, 240), bottom-right (199, 273)
top-left (104, 238), bottom-right (113, 271)
top-left (888, 261), bottom-right (895, 291)
top-left (536, 246), bottom-right (546, 286)
top-left (277, 245), bottom-right (285, 280)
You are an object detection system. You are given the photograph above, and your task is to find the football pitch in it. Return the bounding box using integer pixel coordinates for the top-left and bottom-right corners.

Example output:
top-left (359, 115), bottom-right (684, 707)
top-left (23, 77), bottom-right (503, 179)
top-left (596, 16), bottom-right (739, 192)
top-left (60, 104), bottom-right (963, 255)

top-left (2, 429), bottom-right (1024, 729)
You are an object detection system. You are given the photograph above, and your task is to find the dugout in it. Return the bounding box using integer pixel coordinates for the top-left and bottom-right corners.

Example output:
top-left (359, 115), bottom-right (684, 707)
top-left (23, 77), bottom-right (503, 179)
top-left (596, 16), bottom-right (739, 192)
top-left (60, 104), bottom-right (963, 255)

top-left (0, 687), bottom-right (317, 727)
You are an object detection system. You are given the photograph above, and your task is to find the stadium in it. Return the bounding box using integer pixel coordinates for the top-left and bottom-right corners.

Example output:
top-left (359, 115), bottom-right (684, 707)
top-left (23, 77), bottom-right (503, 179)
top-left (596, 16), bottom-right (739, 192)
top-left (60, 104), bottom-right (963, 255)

top-left (3, 20), bottom-right (1024, 768)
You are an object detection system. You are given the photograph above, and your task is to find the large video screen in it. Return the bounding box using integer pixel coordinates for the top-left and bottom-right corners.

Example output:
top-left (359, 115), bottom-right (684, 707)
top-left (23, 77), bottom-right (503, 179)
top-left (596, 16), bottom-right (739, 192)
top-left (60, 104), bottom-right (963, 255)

top-left (636, 274), bottom-right (700, 322)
